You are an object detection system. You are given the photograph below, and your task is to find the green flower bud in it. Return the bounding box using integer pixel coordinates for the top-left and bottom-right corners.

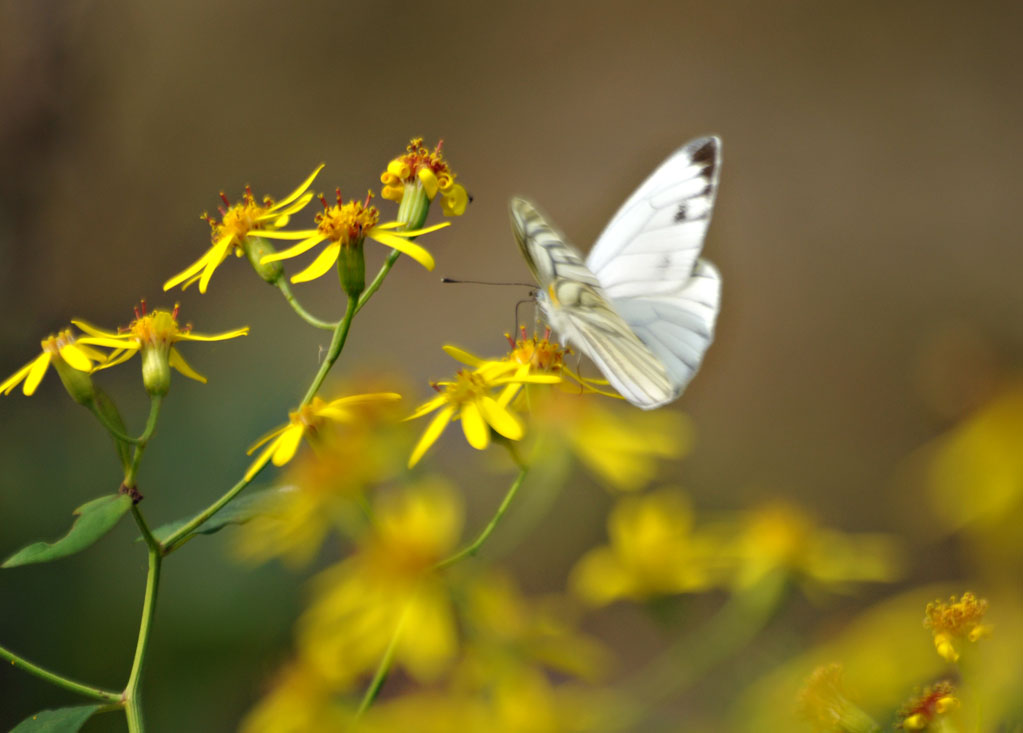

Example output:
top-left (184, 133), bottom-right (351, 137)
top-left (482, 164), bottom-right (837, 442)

top-left (141, 345), bottom-right (172, 396)
top-left (338, 239), bottom-right (366, 298)
top-left (244, 236), bottom-right (285, 284)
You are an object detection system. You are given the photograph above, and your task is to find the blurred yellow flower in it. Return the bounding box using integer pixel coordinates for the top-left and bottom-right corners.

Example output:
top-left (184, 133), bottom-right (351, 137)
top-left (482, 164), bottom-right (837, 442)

top-left (239, 660), bottom-right (355, 733)
top-left (73, 302), bottom-right (248, 396)
top-left (533, 391), bottom-right (691, 491)
top-left (297, 479), bottom-right (462, 689)
top-left (260, 190), bottom-right (447, 283)
top-left (380, 138), bottom-right (469, 217)
top-left (570, 488), bottom-right (720, 605)
top-left (407, 350), bottom-right (560, 467)
top-left (164, 165), bottom-right (323, 293)
top-left (897, 681), bottom-right (958, 731)
top-left (796, 663), bottom-right (879, 733)
top-left (1, 328), bottom-right (106, 398)
top-left (717, 500), bottom-right (902, 594)
top-left (245, 392), bottom-right (401, 481)
top-left (923, 592), bottom-right (991, 663)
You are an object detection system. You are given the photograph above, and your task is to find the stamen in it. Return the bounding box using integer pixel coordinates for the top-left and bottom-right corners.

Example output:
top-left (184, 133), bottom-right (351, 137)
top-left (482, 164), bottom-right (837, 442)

top-left (219, 192), bottom-right (231, 208)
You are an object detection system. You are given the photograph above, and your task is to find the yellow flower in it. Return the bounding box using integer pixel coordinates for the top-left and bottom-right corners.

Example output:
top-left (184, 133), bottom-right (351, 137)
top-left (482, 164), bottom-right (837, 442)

top-left (259, 190), bottom-right (447, 284)
top-left (716, 500), bottom-right (903, 594)
top-left (407, 349), bottom-right (561, 467)
top-left (163, 165), bottom-right (323, 293)
top-left (239, 660), bottom-right (355, 733)
top-left (244, 392), bottom-right (401, 482)
top-left (380, 137), bottom-right (470, 217)
top-left (923, 592), bottom-right (992, 663)
top-left (1, 328), bottom-right (107, 398)
top-left (570, 488), bottom-right (720, 605)
top-left (796, 663), bottom-right (879, 733)
top-left (897, 681), bottom-right (959, 730)
top-left (73, 302), bottom-right (249, 396)
top-left (297, 480), bottom-right (462, 689)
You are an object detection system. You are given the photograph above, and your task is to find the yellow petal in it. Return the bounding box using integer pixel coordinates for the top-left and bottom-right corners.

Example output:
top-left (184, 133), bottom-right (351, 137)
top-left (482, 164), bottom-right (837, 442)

top-left (406, 394), bottom-right (449, 421)
top-left (270, 164), bottom-right (324, 211)
top-left (198, 235), bottom-right (235, 294)
top-left (370, 232), bottom-right (435, 270)
top-left (409, 405), bottom-right (456, 467)
top-left (460, 402), bottom-right (490, 450)
top-left (0, 358), bottom-right (38, 396)
top-left (253, 228), bottom-right (320, 241)
top-left (244, 439), bottom-right (278, 482)
top-left (77, 336), bottom-right (138, 350)
top-left (271, 424), bottom-right (306, 466)
top-left (261, 234), bottom-right (327, 264)
top-left (71, 319), bottom-right (120, 339)
top-left (320, 392), bottom-right (402, 413)
top-left (91, 349), bottom-right (138, 372)
top-left (178, 326), bottom-right (249, 342)
top-left (246, 423), bottom-right (289, 455)
top-left (441, 345), bottom-right (486, 367)
top-left (162, 243), bottom-right (219, 291)
top-left (290, 242), bottom-right (340, 283)
top-left (58, 344), bottom-right (93, 372)
top-left (394, 222), bottom-right (451, 237)
top-left (76, 344), bottom-right (110, 363)
top-left (418, 167), bottom-right (439, 199)
top-left (263, 192), bottom-right (314, 220)
top-left (441, 184), bottom-right (469, 217)
top-left (478, 395), bottom-right (524, 440)
top-left (22, 352), bottom-right (52, 396)
top-left (168, 347), bottom-right (207, 383)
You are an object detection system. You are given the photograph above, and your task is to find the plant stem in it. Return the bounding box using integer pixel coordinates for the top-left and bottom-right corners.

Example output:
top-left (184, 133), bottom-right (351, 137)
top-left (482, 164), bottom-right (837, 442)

top-left (434, 464), bottom-right (530, 571)
top-left (354, 603), bottom-right (411, 719)
top-left (275, 279), bottom-right (337, 330)
top-left (301, 295), bottom-right (357, 406)
top-left (88, 403), bottom-right (142, 444)
top-left (354, 250), bottom-right (401, 316)
top-left (123, 506), bottom-right (163, 733)
top-left (160, 468), bottom-right (262, 553)
top-left (123, 396), bottom-right (162, 489)
top-left (0, 644), bottom-right (122, 702)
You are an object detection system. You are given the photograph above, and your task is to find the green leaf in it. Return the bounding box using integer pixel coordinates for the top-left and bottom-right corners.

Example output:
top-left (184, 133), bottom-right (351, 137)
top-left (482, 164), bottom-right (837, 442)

top-left (149, 487), bottom-right (287, 545)
top-left (10, 705), bottom-right (102, 732)
top-left (3, 494), bottom-right (132, 568)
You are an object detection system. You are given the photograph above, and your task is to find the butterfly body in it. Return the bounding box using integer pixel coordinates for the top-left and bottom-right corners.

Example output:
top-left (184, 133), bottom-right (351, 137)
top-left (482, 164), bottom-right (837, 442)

top-left (510, 136), bottom-right (722, 409)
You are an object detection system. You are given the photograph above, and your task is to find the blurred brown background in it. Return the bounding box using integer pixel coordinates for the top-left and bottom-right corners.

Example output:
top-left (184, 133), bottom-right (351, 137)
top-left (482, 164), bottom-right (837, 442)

top-left (1, 1), bottom-right (1020, 730)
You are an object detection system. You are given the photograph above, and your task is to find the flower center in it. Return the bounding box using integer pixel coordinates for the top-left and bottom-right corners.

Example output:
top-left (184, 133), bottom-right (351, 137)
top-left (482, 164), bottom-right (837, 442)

top-left (316, 190), bottom-right (379, 246)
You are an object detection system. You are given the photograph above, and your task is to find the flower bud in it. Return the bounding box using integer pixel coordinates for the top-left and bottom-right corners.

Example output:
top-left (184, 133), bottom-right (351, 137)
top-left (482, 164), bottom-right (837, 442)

top-left (141, 345), bottom-right (172, 396)
top-left (51, 353), bottom-right (97, 405)
top-left (338, 239), bottom-right (366, 298)
top-left (244, 236), bottom-right (285, 284)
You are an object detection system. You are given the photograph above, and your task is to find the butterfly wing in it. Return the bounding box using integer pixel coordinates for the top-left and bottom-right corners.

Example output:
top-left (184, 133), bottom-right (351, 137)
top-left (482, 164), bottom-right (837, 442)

top-left (510, 197), bottom-right (676, 408)
top-left (585, 136), bottom-right (722, 396)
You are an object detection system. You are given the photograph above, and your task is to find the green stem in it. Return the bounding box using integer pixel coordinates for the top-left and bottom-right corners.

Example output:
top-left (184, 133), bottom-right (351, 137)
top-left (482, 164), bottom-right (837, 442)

top-left (275, 279), bottom-right (337, 330)
top-left (613, 571), bottom-right (787, 729)
top-left (88, 402), bottom-right (142, 445)
top-left (300, 295), bottom-right (357, 406)
top-left (354, 250), bottom-right (401, 316)
top-left (354, 603), bottom-right (411, 719)
top-left (160, 466), bottom-right (264, 553)
top-left (123, 506), bottom-right (162, 733)
top-left (434, 464), bottom-right (530, 571)
top-left (123, 396), bottom-right (162, 489)
top-left (0, 644), bottom-right (121, 702)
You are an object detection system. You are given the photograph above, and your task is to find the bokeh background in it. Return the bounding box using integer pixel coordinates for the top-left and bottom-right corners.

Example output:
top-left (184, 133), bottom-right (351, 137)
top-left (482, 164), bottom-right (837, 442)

top-left (1, 1), bottom-right (1020, 730)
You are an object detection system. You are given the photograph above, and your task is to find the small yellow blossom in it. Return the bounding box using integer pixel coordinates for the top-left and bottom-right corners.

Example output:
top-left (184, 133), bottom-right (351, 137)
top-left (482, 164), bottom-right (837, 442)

top-left (570, 488), bottom-right (720, 605)
top-left (239, 660), bottom-right (355, 733)
top-left (244, 392), bottom-right (401, 482)
top-left (924, 591), bottom-right (992, 663)
top-left (72, 302), bottom-right (248, 395)
top-left (797, 664), bottom-right (879, 733)
top-left (297, 480), bottom-right (462, 688)
top-left (898, 681), bottom-right (959, 730)
top-left (260, 190), bottom-right (447, 283)
top-left (380, 137), bottom-right (470, 217)
top-left (1, 328), bottom-right (106, 397)
top-left (407, 350), bottom-right (561, 467)
top-left (164, 165), bottom-right (324, 293)
top-left (717, 500), bottom-right (903, 594)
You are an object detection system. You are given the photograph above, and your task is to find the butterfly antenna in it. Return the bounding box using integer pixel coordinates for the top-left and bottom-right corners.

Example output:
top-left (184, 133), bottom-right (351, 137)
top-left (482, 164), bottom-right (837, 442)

top-left (514, 298), bottom-right (535, 337)
top-left (441, 277), bottom-right (536, 287)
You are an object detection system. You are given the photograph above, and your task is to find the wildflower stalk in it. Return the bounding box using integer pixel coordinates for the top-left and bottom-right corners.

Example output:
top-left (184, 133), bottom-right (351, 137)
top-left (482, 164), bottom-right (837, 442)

top-left (354, 603), bottom-right (412, 719)
top-left (161, 465), bottom-right (267, 553)
top-left (124, 504), bottom-right (162, 733)
top-left (301, 295), bottom-right (358, 406)
top-left (0, 644), bottom-right (122, 703)
top-left (123, 396), bottom-right (163, 489)
top-left (275, 279), bottom-right (336, 330)
top-left (435, 462), bottom-right (530, 571)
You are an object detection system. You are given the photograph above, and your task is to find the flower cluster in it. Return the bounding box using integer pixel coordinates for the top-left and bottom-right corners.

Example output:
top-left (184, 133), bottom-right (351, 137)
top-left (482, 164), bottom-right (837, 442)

top-left (924, 591), bottom-right (991, 663)
top-left (380, 138), bottom-right (469, 218)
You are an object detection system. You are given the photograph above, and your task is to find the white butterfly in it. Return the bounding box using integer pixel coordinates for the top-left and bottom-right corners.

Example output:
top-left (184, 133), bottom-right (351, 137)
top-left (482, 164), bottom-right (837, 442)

top-left (510, 136), bottom-right (722, 409)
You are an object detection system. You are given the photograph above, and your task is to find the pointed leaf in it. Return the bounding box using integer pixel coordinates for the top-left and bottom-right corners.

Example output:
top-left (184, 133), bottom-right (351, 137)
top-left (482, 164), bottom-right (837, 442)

top-left (3, 494), bottom-right (132, 568)
top-left (148, 487), bottom-right (288, 545)
top-left (10, 704), bottom-right (101, 732)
